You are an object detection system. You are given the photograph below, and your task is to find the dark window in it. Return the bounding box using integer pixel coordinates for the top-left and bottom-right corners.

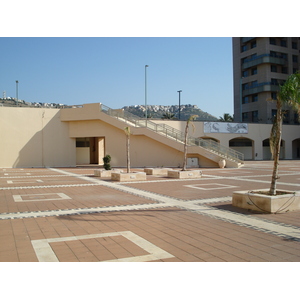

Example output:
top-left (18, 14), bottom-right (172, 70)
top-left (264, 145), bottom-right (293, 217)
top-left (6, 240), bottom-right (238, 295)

top-left (252, 111), bottom-right (258, 122)
top-left (271, 65), bottom-right (277, 72)
top-left (292, 42), bottom-right (298, 49)
top-left (241, 45), bottom-right (247, 52)
top-left (242, 112), bottom-right (249, 122)
top-left (251, 68), bottom-right (257, 75)
top-left (283, 110), bottom-right (290, 124)
top-left (76, 138), bottom-right (90, 147)
top-left (293, 55), bottom-right (298, 63)
top-left (251, 40), bottom-right (257, 48)
top-left (242, 96), bottom-right (249, 104)
top-left (242, 70), bottom-right (249, 77)
top-left (282, 67), bottom-right (288, 74)
top-left (252, 94), bottom-right (258, 102)
top-left (271, 92), bottom-right (277, 100)
top-left (280, 39), bottom-right (287, 47)
top-left (270, 38), bottom-right (276, 45)
top-left (229, 139), bottom-right (252, 147)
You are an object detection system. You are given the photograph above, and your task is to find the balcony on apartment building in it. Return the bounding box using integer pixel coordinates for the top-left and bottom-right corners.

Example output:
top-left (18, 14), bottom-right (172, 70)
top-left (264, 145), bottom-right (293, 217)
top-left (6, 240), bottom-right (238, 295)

top-left (243, 81), bottom-right (280, 96)
top-left (242, 53), bottom-right (286, 69)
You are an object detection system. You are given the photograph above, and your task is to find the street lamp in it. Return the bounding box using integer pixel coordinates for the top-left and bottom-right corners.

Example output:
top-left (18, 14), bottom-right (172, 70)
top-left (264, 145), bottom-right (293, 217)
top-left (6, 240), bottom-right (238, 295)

top-left (16, 80), bottom-right (19, 106)
top-left (145, 65), bottom-right (149, 124)
top-left (177, 90), bottom-right (182, 120)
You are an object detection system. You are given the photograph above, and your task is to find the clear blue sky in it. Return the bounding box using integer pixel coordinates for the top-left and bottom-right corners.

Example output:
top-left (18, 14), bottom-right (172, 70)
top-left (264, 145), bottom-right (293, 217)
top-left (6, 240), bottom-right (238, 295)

top-left (1, 37), bottom-right (233, 118)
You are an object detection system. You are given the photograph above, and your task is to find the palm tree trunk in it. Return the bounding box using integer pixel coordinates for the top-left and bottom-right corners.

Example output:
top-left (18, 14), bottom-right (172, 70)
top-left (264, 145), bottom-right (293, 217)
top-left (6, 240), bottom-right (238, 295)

top-left (126, 133), bottom-right (130, 173)
top-left (182, 123), bottom-right (188, 171)
top-left (269, 102), bottom-right (282, 195)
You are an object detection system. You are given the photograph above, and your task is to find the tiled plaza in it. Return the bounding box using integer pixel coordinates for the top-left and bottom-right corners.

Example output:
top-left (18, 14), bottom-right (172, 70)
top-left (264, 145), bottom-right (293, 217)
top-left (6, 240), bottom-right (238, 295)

top-left (1, 161), bottom-right (300, 262)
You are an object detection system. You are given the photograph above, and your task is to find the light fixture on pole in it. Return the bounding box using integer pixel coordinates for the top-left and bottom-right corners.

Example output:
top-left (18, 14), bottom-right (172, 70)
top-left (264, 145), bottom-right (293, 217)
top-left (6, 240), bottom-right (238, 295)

top-left (16, 80), bottom-right (19, 106)
top-left (145, 65), bottom-right (149, 124)
top-left (177, 90), bottom-right (182, 120)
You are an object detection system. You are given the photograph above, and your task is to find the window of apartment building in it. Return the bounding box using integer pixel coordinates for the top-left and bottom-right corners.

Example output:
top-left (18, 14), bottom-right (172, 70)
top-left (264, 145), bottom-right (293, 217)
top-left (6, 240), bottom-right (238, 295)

top-left (251, 40), bottom-right (257, 48)
top-left (293, 68), bottom-right (298, 74)
top-left (252, 111), bottom-right (258, 122)
top-left (292, 42), bottom-right (298, 49)
top-left (251, 67), bottom-right (257, 75)
top-left (242, 70), bottom-right (249, 77)
top-left (280, 39), bottom-right (287, 47)
top-left (241, 45), bottom-right (247, 52)
top-left (242, 112), bottom-right (249, 122)
top-left (252, 94), bottom-right (258, 102)
top-left (242, 83), bottom-right (249, 90)
top-left (294, 113), bottom-right (300, 124)
top-left (270, 38), bottom-right (276, 45)
top-left (271, 78), bottom-right (278, 85)
top-left (283, 110), bottom-right (290, 124)
top-left (293, 55), bottom-right (298, 63)
top-left (271, 92), bottom-right (277, 100)
top-left (282, 66), bottom-right (288, 74)
top-left (242, 96), bottom-right (249, 104)
top-left (271, 65), bottom-right (277, 72)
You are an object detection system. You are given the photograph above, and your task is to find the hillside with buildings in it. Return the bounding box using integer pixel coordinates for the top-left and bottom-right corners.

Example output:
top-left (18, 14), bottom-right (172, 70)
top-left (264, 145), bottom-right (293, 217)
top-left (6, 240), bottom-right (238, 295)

top-left (123, 104), bottom-right (219, 121)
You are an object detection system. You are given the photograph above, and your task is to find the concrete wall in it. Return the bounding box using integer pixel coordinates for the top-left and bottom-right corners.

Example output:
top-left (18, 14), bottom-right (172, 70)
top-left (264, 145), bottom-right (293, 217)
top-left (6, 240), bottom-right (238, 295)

top-left (1, 104), bottom-right (300, 168)
top-left (0, 107), bottom-right (75, 168)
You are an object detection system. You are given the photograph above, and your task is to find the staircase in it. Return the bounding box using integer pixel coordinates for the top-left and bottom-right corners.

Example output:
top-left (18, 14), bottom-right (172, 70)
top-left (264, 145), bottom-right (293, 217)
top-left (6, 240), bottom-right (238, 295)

top-left (100, 104), bottom-right (244, 167)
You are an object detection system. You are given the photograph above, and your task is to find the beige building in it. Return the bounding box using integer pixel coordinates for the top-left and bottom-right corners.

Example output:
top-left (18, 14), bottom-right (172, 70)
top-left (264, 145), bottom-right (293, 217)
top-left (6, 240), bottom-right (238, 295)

top-left (233, 37), bottom-right (300, 124)
top-left (1, 103), bottom-right (300, 169)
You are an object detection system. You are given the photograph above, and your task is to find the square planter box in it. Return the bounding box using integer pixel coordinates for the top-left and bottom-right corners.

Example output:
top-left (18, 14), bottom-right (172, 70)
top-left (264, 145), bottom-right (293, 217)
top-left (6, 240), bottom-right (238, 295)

top-left (144, 168), bottom-right (173, 175)
top-left (111, 172), bottom-right (147, 182)
top-left (167, 169), bottom-right (202, 179)
top-left (232, 189), bottom-right (300, 213)
top-left (94, 169), bottom-right (122, 177)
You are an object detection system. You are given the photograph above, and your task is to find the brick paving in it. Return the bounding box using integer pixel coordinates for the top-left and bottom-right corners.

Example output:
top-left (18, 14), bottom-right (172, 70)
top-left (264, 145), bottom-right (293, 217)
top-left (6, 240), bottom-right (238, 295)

top-left (0, 161), bottom-right (300, 262)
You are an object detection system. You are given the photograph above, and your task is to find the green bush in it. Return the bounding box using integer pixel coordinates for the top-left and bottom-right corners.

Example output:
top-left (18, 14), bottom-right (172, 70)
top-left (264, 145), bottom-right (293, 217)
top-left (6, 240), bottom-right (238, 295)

top-left (103, 154), bottom-right (111, 170)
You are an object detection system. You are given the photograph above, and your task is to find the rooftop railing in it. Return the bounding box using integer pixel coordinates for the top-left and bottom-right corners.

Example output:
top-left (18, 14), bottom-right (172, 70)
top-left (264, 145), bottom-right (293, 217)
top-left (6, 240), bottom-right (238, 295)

top-left (101, 104), bottom-right (244, 164)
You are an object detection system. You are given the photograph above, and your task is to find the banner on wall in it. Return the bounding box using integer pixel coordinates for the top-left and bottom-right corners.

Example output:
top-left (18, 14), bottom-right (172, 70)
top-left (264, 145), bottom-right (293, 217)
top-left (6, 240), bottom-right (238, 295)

top-left (204, 122), bottom-right (248, 134)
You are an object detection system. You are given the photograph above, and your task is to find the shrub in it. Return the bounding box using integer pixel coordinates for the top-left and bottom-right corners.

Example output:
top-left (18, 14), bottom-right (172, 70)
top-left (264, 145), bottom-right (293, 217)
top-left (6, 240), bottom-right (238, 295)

top-left (103, 154), bottom-right (111, 170)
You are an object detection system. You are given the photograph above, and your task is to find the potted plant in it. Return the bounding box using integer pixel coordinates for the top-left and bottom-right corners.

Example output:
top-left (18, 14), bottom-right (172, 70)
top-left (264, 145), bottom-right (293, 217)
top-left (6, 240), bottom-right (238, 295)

top-left (233, 72), bottom-right (300, 213)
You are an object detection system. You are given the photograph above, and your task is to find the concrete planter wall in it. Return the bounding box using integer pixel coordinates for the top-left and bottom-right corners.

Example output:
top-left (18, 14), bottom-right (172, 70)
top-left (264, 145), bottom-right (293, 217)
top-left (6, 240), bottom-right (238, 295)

top-left (167, 169), bottom-right (202, 179)
top-left (144, 168), bottom-right (173, 175)
top-left (111, 172), bottom-right (147, 182)
top-left (232, 189), bottom-right (300, 213)
top-left (94, 169), bottom-right (122, 177)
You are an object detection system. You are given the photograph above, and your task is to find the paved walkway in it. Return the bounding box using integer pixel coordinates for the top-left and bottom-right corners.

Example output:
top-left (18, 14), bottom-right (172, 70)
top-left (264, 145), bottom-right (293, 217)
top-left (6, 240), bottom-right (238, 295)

top-left (1, 161), bottom-right (300, 262)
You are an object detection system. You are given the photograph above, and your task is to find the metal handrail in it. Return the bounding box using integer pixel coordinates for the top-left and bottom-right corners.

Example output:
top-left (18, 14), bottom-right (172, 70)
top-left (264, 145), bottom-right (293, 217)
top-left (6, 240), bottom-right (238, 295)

top-left (100, 104), bottom-right (244, 163)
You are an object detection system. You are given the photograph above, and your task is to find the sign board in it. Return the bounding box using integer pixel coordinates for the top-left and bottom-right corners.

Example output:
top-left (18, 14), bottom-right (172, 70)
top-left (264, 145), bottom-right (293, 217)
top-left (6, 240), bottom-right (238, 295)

top-left (204, 122), bottom-right (248, 134)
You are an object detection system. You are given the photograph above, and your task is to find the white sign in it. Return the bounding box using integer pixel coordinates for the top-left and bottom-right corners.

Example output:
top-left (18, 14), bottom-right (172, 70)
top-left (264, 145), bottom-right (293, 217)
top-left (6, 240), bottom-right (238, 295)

top-left (204, 122), bottom-right (248, 134)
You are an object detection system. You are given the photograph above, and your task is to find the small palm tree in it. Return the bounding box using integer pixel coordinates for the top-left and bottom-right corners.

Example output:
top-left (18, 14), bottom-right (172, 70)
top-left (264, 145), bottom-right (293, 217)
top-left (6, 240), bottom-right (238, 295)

top-left (269, 72), bottom-right (300, 195)
top-left (162, 112), bottom-right (175, 119)
top-left (124, 126), bottom-right (131, 173)
top-left (182, 115), bottom-right (197, 171)
top-left (219, 113), bottom-right (233, 122)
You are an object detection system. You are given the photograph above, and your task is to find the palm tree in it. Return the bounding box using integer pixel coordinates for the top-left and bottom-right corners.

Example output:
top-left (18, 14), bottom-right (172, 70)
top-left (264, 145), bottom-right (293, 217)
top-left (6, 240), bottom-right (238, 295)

top-left (124, 126), bottom-right (131, 173)
top-left (182, 115), bottom-right (197, 171)
top-left (219, 113), bottom-right (233, 122)
top-left (269, 72), bottom-right (300, 195)
top-left (162, 112), bottom-right (175, 119)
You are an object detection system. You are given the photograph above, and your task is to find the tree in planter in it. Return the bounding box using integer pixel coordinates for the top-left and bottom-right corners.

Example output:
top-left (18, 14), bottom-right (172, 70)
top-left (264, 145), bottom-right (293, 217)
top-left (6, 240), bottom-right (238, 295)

top-left (182, 115), bottom-right (197, 171)
top-left (103, 154), bottom-right (111, 170)
top-left (124, 126), bottom-right (131, 173)
top-left (269, 72), bottom-right (300, 195)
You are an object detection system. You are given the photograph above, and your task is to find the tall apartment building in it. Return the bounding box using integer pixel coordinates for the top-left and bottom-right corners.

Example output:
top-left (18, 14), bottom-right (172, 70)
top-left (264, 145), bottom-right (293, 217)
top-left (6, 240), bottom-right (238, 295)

top-left (233, 37), bottom-right (300, 124)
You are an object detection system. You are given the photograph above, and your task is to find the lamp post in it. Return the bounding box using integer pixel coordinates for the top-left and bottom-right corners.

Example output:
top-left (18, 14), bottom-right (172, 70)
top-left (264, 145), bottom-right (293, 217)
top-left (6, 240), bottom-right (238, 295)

top-left (145, 65), bottom-right (149, 125)
top-left (177, 90), bottom-right (182, 120)
top-left (16, 80), bottom-right (19, 106)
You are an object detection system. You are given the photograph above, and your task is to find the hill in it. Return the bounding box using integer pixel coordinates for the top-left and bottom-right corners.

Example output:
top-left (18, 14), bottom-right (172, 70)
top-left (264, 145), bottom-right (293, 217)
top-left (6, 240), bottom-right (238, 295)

top-left (122, 104), bottom-right (219, 121)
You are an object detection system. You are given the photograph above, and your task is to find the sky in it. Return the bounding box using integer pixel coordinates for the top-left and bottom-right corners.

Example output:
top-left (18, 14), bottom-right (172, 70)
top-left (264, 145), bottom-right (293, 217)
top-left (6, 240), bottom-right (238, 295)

top-left (1, 37), bottom-right (233, 118)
